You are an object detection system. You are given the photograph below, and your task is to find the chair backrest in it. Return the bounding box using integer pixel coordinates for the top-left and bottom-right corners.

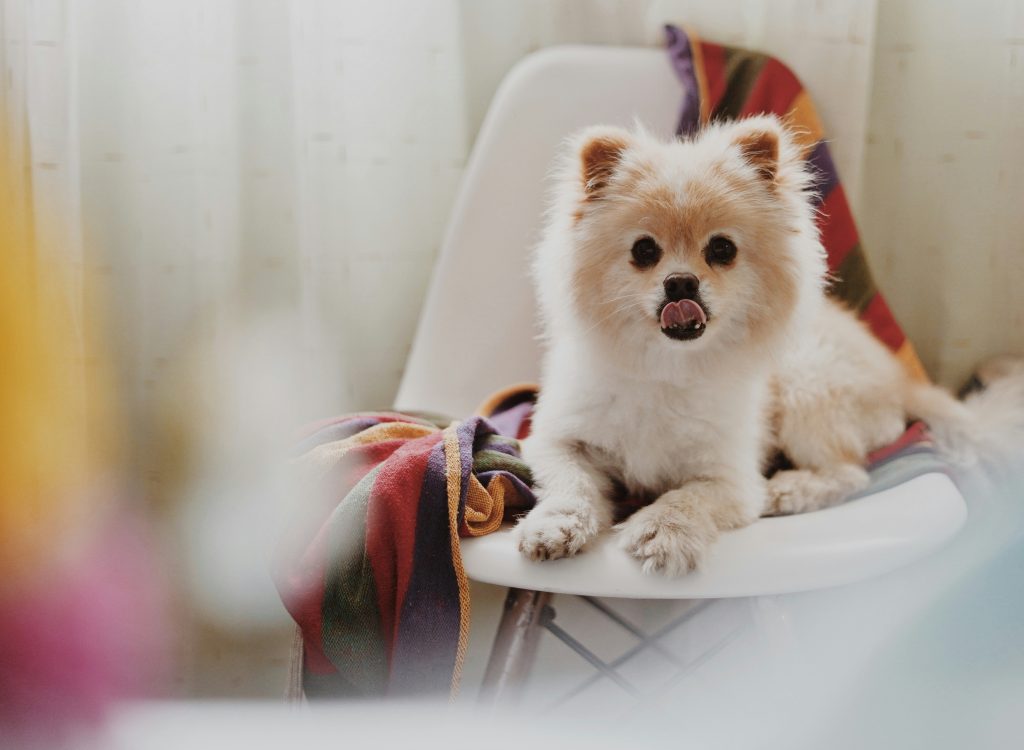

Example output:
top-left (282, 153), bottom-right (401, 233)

top-left (395, 46), bottom-right (680, 416)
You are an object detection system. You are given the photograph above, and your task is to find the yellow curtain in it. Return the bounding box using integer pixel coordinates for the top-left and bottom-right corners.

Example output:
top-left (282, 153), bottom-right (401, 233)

top-left (0, 123), bottom-right (118, 586)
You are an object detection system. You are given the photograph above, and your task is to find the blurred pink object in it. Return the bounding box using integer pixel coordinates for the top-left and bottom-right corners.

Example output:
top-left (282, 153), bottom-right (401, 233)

top-left (0, 517), bottom-right (166, 741)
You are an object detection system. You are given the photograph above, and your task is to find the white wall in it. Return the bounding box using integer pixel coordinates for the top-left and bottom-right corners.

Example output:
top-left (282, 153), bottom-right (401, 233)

top-left (859, 0), bottom-right (1024, 387)
top-left (458, 0), bottom-right (876, 209)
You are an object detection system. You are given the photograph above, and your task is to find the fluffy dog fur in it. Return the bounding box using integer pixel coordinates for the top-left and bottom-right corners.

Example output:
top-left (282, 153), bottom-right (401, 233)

top-left (515, 115), bottom-right (1024, 575)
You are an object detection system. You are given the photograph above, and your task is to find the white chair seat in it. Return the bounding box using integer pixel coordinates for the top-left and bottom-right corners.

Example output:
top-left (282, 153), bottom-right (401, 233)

top-left (461, 472), bottom-right (966, 598)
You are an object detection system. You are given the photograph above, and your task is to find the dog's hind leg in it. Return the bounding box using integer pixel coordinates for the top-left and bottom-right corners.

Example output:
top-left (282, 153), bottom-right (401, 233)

top-left (768, 374), bottom-right (902, 516)
top-left (763, 463), bottom-right (869, 516)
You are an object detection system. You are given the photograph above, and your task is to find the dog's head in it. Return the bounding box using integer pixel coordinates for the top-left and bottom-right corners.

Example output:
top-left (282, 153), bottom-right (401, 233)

top-left (537, 116), bottom-right (826, 365)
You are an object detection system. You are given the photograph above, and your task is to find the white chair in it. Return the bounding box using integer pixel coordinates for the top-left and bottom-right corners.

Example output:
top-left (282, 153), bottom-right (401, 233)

top-left (393, 45), bottom-right (967, 702)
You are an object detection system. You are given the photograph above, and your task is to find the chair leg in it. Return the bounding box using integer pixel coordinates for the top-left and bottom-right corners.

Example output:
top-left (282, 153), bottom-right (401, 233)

top-left (285, 624), bottom-right (306, 703)
top-left (478, 587), bottom-right (551, 705)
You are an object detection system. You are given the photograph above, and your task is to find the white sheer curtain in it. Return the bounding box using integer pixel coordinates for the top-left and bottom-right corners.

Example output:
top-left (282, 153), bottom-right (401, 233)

top-left (3, 1), bottom-right (471, 529)
top-left (73, 0), bottom-right (467, 420)
top-left (2, 0), bottom-right (475, 667)
top-left (1, 0), bottom-right (84, 331)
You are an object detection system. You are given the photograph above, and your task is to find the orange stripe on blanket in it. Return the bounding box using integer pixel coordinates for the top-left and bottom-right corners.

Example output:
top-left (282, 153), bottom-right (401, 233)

top-left (683, 25), bottom-right (714, 124)
top-left (442, 424), bottom-right (471, 698)
top-left (897, 340), bottom-right (929, 382)
top-left (463, 475), bottom-right (506, 537)
top-left (785, 90), bottom-right (825, 157)
top-left (476, 382), bottom-right (539, 417)
top-left (301, 422), bottom-right (436, 468)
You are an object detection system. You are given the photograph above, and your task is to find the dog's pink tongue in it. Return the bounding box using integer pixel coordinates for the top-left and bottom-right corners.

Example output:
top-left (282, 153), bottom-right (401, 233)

top-left (660, 299), bottom-right (706, 329)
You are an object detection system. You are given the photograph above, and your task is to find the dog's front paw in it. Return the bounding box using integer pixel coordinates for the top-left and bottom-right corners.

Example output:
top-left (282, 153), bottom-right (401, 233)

top-left (617, 501), bottom-right (717, 575)
top-left (764, 470), bottom-right (812, 516)
top-left (515, 501), bottom-right (604, 562)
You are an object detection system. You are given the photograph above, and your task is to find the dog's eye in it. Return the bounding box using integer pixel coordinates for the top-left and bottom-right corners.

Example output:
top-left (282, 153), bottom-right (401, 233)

top-left (630, 236), bottom-right (662, 268)
top-left (704, 235), bottom-right (737, 266)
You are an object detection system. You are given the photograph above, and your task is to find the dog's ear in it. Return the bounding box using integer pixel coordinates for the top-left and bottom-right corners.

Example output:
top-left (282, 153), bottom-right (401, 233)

top-left (576, 126), bottom-right (631, 196)
top-left (729, 116), bottom-right (785, 182)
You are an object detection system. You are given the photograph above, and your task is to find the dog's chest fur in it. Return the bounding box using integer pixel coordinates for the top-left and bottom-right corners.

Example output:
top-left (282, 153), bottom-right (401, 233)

top-left (546, 363), bottom-right (766, 496)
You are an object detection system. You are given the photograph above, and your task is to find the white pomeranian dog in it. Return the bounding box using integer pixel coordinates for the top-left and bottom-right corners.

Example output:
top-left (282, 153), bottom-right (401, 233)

top-left (515, 115), bottom-right (1024, 575)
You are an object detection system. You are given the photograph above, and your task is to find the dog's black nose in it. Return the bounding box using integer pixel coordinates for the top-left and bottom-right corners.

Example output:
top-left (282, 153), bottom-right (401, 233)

top-left (663, 273), bottom-right (699, 301)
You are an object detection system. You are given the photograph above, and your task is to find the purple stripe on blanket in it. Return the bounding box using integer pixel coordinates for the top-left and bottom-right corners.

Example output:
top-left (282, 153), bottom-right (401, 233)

top-left (456, 418), bottom-right (483, 527)
top-left (488, 401), bottom-right (532, 439)
top-left (806, 140), bottom-right (839, 205)
top-left (476, 470), bottom-right (534, 516)
top-left (479, 437), bottom-right (521, 458)
top-left (666, 24), bottom-right (702, 137)
top-left (389, 439), bottom-right (461, 695)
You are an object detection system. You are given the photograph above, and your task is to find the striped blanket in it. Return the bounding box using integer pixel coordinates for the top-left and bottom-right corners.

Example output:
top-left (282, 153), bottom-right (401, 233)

top-left (275, 390), bottom-right (536, 698)
top-left (274, 27), bottom-right (943, 699)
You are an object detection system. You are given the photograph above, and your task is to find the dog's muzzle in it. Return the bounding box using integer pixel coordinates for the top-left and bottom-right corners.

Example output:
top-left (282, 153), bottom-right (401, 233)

top-left (658, 272), bottom-right (708, 340)
top-left (658, 298), bottom-right (708, 340)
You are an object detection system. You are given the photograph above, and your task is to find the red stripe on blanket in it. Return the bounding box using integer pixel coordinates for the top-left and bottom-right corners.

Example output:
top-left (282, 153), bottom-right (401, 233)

top-left (279, 526), bottom-right (334, 674)
top-left (365, 432), bottom-right (442, 665)
top-left (863, 293), bottom-right (907, 352)
top-left (866, 421), bottom-right (930, 465)
top-left (701, 42), bottom-right (728, 114)
top-left (517, 413), bottom-right (533, 441)
top-left (818, 184), bottom-right (859, 270)
top-left (739, 57), bottom-right (803, 118)
top-left (276, 437), bottom-right (410, 674)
